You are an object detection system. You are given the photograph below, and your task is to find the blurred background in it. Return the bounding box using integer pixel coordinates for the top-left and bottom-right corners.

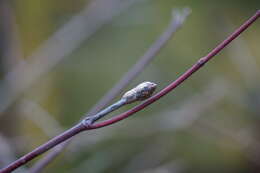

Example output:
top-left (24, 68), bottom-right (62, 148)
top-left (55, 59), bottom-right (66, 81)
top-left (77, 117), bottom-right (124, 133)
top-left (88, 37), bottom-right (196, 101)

top-left (0, 0), bottom-right (260, 172)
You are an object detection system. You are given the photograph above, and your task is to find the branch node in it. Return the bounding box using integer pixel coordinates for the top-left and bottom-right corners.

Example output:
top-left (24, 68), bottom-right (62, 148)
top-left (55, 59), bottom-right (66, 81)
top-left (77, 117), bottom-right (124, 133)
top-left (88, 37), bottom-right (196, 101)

top-left (81, 118), bottom-right (93, 129)
top-left (171, 7), bottom-right (191, 25)
top-left (197, 57), bottom-right (207, 66)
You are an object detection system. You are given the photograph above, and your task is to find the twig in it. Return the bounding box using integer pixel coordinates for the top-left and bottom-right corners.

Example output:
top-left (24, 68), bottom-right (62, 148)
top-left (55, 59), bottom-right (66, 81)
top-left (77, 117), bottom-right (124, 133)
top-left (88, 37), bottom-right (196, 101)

top-left (67, 78), bottom-right (228, 158)
top-left (29, 146), bottom-right (64, 173)
top-left (0, 10), bottom-right (259, 173)
top-left (83, 82), bottom-right (157, 125)
top-left (87, 8), bottom-right (191, 115)
top-left (0, 135), bottom-right (27, 173)
top-left (89, 10), bottom-right (260, 130)
top-left (29, 8), bottom-right (191, 173)
top-left (30, 82), bottom-right (156, 173)
top-left (1, 82), bottom-right (157, 173)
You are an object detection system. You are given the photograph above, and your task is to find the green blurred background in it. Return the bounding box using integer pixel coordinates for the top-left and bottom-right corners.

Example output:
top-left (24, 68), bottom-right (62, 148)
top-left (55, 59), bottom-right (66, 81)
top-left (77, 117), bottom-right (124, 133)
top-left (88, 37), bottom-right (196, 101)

top-left (0, 0), bottom-right (260, 172)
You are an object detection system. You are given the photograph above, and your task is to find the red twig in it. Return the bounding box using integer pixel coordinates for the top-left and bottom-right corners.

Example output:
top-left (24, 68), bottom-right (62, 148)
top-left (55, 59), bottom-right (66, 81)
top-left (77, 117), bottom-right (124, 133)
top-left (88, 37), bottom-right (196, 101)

top-left (0, 10), bottom-right (259, 173)
top-left (0, 124), bottom-right (85, 173)
top-left (89, 10), bottom-right (260, 129)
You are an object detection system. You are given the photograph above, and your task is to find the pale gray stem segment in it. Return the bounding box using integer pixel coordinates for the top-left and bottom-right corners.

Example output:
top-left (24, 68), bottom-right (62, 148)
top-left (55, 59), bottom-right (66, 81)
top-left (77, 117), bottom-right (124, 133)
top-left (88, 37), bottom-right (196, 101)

top-left (82, 99), bottom-right (127, 125)
top-left (82, 81), bottom-right (157, 126)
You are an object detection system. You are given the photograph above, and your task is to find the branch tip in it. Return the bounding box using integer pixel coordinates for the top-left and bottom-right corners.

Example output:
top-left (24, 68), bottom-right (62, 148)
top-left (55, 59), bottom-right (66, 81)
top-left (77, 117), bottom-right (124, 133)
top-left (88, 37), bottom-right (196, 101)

top-left (122, 81), bottom-right (157, 104)
top-left (171, 7), bottom-right (192, 24)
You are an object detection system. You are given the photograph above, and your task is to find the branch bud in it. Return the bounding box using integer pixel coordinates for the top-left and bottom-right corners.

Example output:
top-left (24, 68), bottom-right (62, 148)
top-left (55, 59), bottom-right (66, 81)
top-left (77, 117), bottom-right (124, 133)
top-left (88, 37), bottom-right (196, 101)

top-left (122, 81), bottom-right (157, 104)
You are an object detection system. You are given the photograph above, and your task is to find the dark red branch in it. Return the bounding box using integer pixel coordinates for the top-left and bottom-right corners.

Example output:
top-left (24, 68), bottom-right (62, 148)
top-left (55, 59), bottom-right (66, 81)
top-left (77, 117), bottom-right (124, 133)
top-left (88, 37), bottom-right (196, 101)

top-left (0, 10), bottom-right (259, 173)
top-left (0, 124), bottom-right (85, 173)
top-left (88, 10), bottom-right (260, 130)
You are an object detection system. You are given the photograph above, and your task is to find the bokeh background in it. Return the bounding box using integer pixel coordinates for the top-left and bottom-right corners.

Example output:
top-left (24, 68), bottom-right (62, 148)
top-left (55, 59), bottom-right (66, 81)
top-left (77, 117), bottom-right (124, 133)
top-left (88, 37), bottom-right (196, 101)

top-left (0, 0), bottom-right (260, 172)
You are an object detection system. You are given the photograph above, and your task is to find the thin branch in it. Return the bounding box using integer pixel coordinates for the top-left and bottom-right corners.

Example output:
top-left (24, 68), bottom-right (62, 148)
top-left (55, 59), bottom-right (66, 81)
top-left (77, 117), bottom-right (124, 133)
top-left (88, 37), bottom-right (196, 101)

top-left (29, 143), bottom-right (66, 173)
top-left (89, 10), bottom-right (260, 130)
top-left (29, 8), bottom-right (191, 173)
top-left (67, 78), bottom-right (228, 159)
top-left (83, 82), bottom-right (157, 125)
top-left (29, 82), bottom-right (156, 173)
top-left (0, 135), bottom-right (27, 173)
top-left (0, 10), bottom-right (259, 173)
top-left (0, 82), bottom-right (157, 173)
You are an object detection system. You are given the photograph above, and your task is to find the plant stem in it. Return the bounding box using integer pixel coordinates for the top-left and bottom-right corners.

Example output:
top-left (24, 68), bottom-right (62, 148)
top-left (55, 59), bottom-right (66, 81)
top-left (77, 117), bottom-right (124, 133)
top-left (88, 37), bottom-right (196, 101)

top-left (83, 99), bottom-right (127, 125)
top-left (1, 10), bottom-right (259, 173)
top-left (0, 82), bottom-right (157, 173)
top-left (0, 124), bottom-right (85, 173)
top-left (86, 10), bottom-right (260, 130)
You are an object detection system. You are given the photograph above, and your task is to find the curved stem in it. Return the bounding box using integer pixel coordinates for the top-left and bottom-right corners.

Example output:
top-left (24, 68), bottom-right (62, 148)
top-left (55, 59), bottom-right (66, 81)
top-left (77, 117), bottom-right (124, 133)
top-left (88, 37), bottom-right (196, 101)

top-left (1, 82), bottom-right (157, 173)
top-left (0, 10), bottom-right (259, 173)
top-left (82, 99), bottom-right (127, 125)
top-left (88, 10), bottom-right (260, 129)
